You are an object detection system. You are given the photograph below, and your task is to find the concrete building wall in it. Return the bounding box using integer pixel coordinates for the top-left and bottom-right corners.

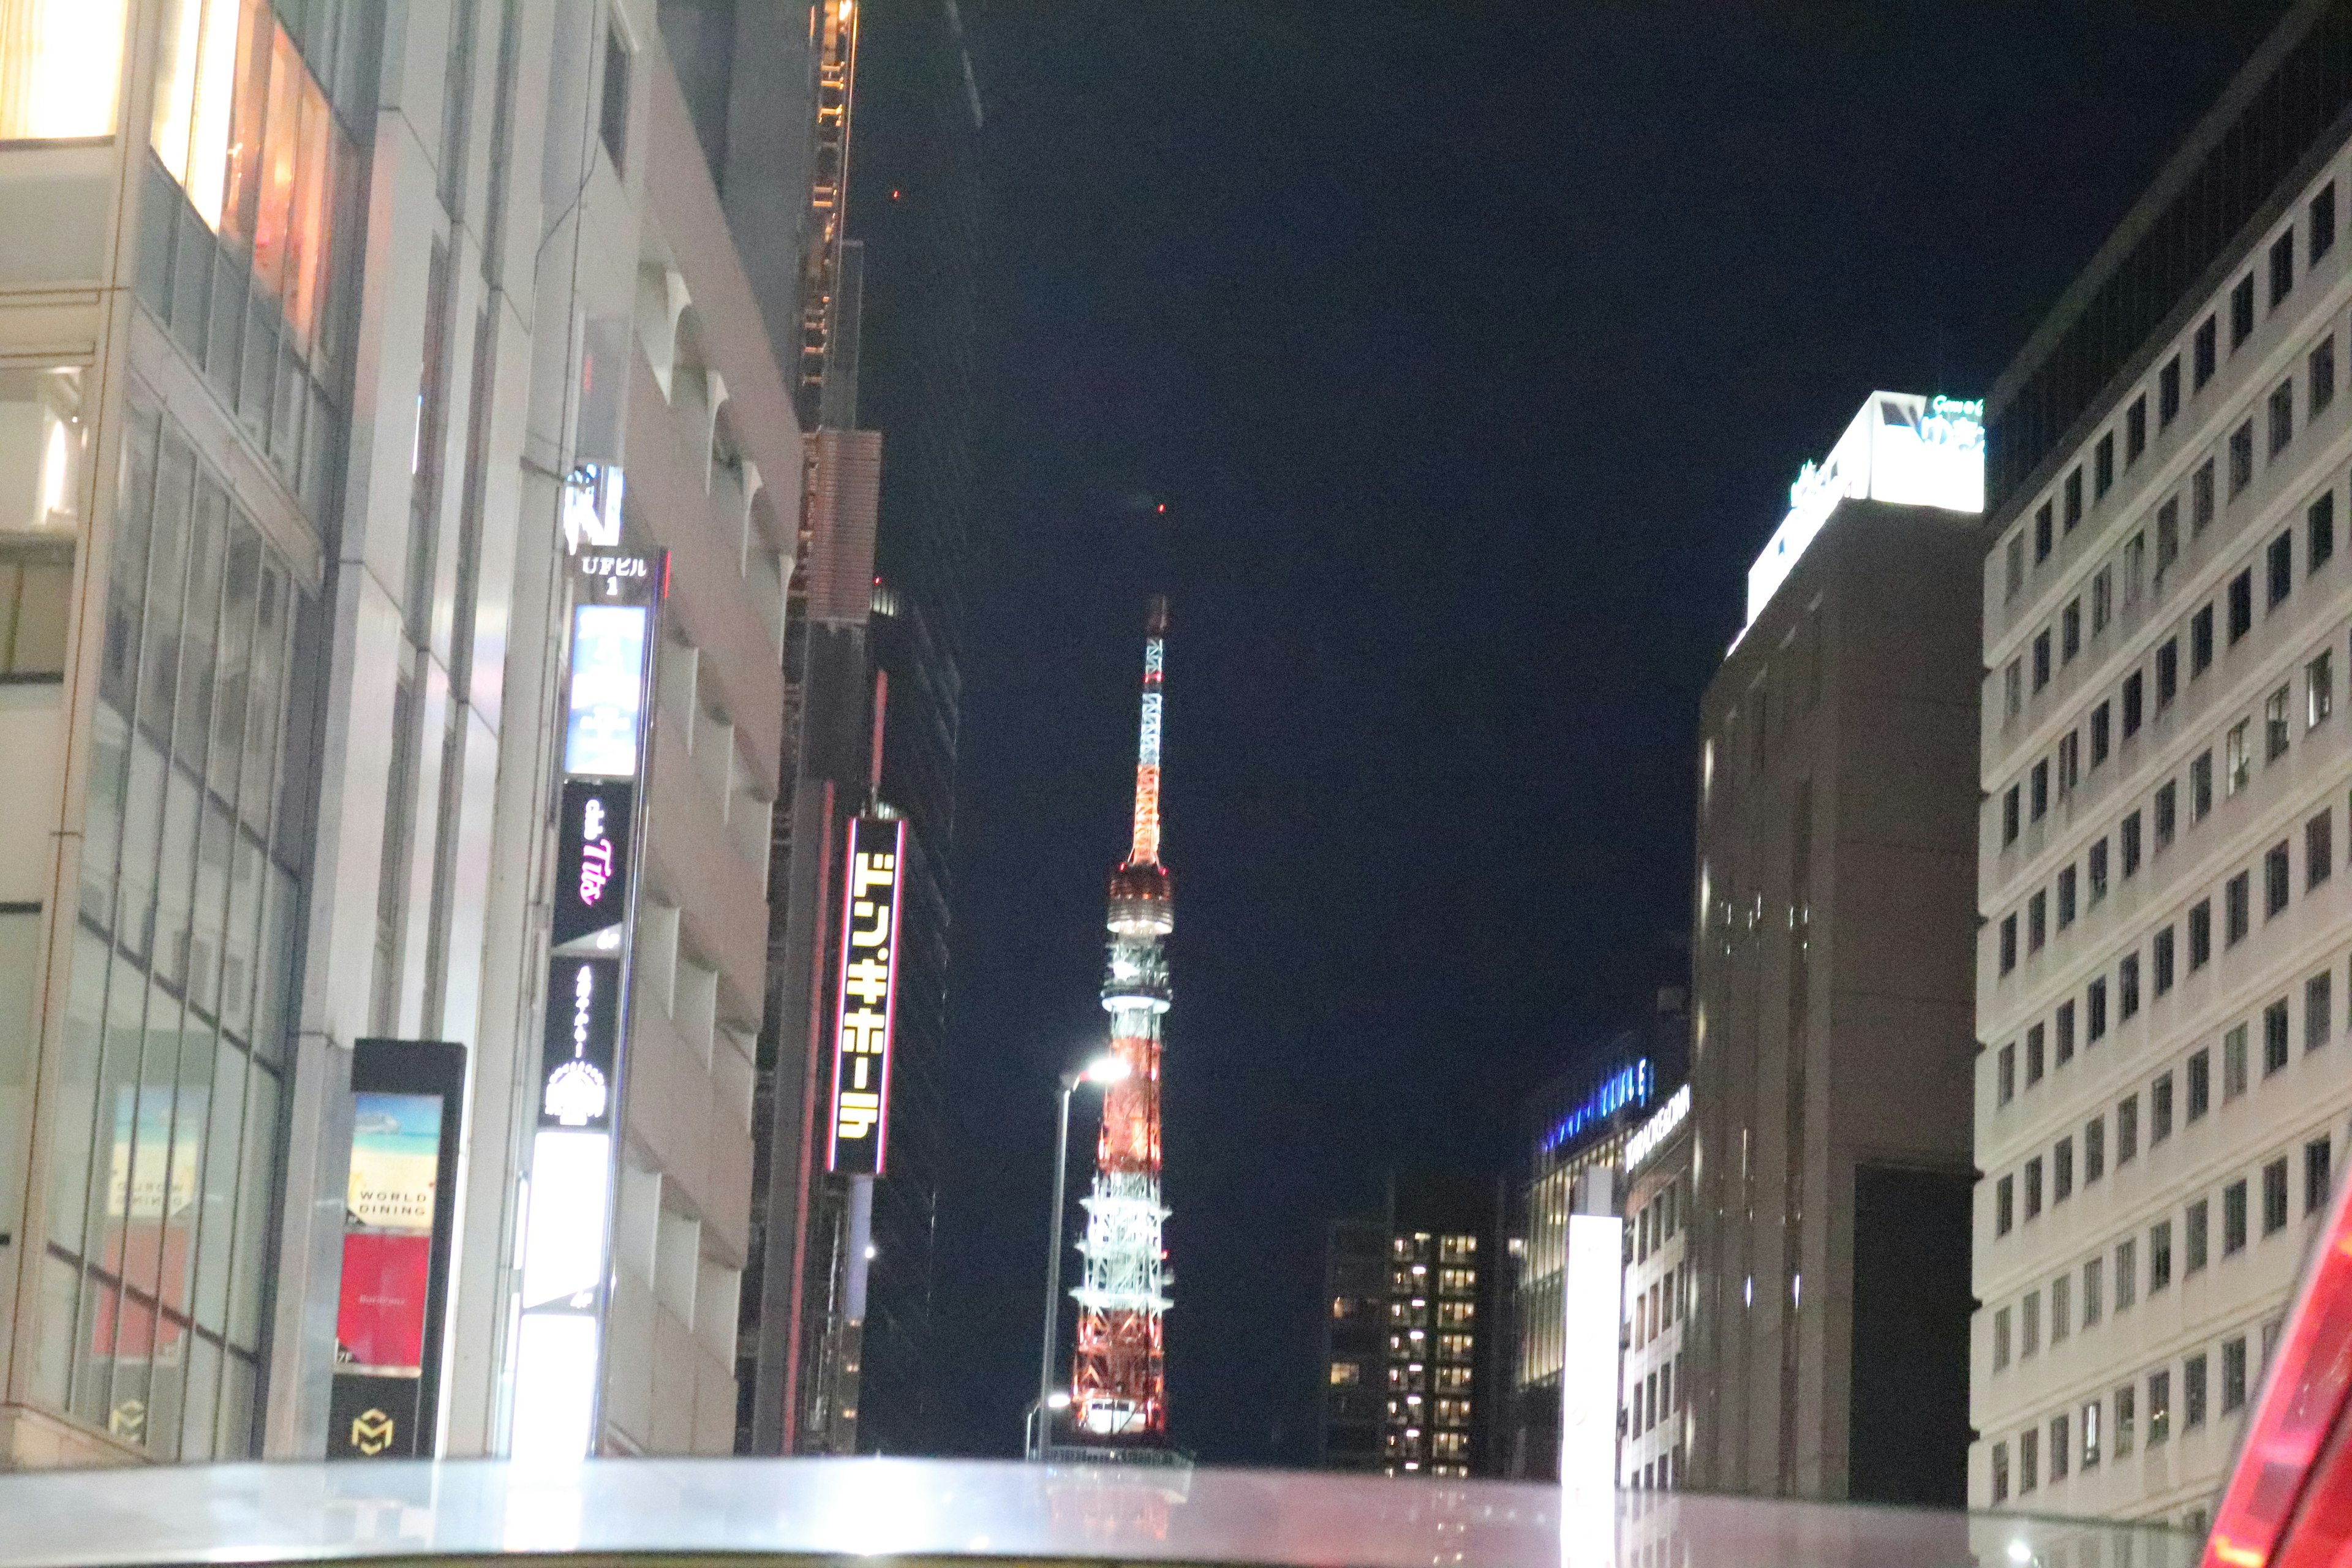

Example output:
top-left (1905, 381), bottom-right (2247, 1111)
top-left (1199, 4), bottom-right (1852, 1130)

top-left (1686, 499), bottom-right (1981, 1502)
top-left (1619, 1119), bottom-right (1689, 1489)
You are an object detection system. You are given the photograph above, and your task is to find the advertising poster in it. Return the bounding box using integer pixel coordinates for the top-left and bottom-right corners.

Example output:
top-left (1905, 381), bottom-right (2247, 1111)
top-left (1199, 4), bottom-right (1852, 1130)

top-left (92, 1086), bottom-right (203, 1364)
top-left (336, 1092), bottom-right (440, 1373)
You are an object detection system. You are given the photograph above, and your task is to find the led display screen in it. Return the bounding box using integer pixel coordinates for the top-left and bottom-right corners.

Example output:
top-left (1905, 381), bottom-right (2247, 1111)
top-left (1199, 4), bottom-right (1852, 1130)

top-left (828, 816), bottom-right (907, 1175)
top-left (329, 1040), bottom-right (464, 1460)
top-left (563, 605), bottom-right (649, 778)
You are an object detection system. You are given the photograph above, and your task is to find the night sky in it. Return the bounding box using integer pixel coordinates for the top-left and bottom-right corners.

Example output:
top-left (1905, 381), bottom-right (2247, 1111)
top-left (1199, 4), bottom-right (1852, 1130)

top-left (925, 2), bottom-right (2288, 1466)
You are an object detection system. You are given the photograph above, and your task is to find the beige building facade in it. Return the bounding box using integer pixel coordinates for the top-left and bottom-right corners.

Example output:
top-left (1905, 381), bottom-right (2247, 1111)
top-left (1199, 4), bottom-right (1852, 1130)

top-left (1972, 7), bottom-right (2352, 1526)
top-left (1686, 484), bottom-right (1981, 1504)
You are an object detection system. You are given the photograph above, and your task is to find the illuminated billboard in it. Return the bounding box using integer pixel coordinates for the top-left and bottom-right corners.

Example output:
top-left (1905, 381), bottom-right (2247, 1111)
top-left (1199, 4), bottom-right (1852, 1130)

top-left (553, 779), bottom-right (634, 951)
top-left (1560, 1207), bottom-right (1623, 1529)
top-left (828, 816), bottom-right (907, 1176)
top-left (564, 604), bottom-right (649, 777)
top-left (328, 1039), bottom-right (464, 1460)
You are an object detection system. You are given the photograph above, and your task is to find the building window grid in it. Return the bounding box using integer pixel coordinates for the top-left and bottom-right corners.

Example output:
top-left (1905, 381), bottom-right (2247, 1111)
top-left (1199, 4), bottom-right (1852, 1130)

top-left (40, 391), bottom-right (311, 1461)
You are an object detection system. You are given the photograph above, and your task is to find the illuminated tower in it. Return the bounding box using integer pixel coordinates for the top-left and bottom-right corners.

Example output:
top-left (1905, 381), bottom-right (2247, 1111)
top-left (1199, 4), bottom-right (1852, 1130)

top-left (1072, 597), bottom-right (1174, 1443)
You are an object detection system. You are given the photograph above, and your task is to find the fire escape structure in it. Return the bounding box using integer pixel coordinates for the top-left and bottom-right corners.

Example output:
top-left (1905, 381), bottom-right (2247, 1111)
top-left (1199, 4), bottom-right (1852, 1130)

top-left (1072, 597), bottom-right (1174, 1444)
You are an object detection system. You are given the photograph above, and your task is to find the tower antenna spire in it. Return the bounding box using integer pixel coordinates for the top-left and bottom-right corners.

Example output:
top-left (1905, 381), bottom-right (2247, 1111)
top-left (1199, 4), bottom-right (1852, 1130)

top-left (1127, 595), bottom-right (1169, 867)
top-left (1071, 597), bottom-right (1174, 1447)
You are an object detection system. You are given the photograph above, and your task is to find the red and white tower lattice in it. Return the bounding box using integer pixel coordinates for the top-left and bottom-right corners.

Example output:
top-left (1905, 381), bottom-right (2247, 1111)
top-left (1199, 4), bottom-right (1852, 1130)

top-left (1072, 596), bottom-right (1173, 1443)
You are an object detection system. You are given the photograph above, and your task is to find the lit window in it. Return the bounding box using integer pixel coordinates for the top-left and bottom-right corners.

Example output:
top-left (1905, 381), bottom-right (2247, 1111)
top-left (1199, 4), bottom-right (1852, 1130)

top-left (0, 0), bottom-right (127, 140)
top-left (149, 0), bottom-right (352, 353)
top-left (1329, 1361), bottom-right (1360, 1386)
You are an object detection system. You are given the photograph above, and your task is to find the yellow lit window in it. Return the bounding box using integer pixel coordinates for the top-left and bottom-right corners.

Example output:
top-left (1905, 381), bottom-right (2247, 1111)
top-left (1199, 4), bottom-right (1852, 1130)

top-left (1438, 1299), bottom-right (1476, 1327)
top-left (149, 0), bottom-right (350, 353)
top-left (0, 0), bottom-right (128, 140)
top-left (1329, 1361), bottom-right (1360, 1387)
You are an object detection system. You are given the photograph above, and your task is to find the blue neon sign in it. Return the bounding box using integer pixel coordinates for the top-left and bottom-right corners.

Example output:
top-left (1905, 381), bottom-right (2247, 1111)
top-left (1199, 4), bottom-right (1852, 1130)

top-left (1542, 1058), bottom-right (1654, 1157)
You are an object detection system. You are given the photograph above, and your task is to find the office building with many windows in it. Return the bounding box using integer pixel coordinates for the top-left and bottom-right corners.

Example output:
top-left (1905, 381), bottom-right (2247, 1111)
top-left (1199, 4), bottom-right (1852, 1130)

top-left (1618, 1082), bottom-right (1691, 1491)
top-left (1973, 4), bottom-right (2352, 1528)
top-left (1502, 998), bottom-right (1686, 1481)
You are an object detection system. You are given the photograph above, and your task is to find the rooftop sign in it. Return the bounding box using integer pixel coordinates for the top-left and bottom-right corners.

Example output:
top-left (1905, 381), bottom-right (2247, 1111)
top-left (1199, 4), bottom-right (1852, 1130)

top-left (1744, 393), bottom-right (1984, 635)
top-left (1541, 1058), bottom-right (1653, 1159)
top-left (1623, 1084), bottom-right (1692, 1172)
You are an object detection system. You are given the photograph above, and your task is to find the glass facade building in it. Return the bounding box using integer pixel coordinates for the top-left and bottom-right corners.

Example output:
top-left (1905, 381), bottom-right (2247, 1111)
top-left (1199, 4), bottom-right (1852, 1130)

top-left (0, 0), bottom-right (361, 1465)
top-left (40, 390), bottom-right (312, 1458)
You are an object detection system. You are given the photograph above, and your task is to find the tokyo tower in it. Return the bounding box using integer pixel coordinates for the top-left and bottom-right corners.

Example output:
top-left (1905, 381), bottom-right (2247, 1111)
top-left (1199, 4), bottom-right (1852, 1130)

top-left (1072, 596), bottom-right (1173, 1443)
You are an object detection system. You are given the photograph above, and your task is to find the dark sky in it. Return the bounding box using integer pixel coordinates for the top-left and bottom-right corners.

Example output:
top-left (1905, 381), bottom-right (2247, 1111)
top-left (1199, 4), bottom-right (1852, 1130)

top-left (929, 1), bottom-right (2287, 1466)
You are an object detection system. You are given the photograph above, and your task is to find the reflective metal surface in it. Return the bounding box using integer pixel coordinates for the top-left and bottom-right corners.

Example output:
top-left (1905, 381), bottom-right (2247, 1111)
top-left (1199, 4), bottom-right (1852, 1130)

top-left (0, 1457), bottom-right (2192, 1568)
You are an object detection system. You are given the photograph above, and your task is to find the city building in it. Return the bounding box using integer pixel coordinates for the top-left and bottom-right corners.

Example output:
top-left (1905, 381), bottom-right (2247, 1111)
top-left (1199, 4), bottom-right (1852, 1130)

top-left (1683, 394), bottom-right (1983, 1504)
top-left (1317, 1215), bottom-right (1388, 1470)
top-left (710, 0), bottom-right (980, 1458)
top-left (0, 0), bottom-right (807, 1468)
top-left (1502, 997), bottom-right (1686, 1480)
top-left (1972, 4), bottom-right (2352, 1528)
top-left (1619, 1081), bottom-right (1692, 1490)
top-left (1319, 1171), bottom-right (1505, 1479)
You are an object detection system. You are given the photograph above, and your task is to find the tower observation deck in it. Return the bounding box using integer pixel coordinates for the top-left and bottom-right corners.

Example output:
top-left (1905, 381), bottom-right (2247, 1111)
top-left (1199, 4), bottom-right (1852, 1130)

top-left (1072, 597), bottom-right (1173, 1444)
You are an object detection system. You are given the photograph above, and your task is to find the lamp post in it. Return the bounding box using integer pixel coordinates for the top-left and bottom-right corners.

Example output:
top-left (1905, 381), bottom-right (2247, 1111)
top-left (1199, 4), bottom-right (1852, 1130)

top-left (1033, 1052), bottom-right (1129, 1459)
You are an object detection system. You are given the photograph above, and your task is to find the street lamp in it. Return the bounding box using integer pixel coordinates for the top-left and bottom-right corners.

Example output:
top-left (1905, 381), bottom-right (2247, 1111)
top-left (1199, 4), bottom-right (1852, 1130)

top-left (1032, 1052), bottom-right (1129, 1459)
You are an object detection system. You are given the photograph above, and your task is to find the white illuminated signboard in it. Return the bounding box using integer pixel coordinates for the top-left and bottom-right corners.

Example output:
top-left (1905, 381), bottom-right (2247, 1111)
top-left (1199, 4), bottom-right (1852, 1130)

top-left (828, 816), bottom-right (906, 1176)
top-left (1623, 1084), bottom-right (1691, 1172)
top-left (1744, 392), bottom-right (1984, 636)
top-left (564, 604), bottom-right (649, 777)
top-left (1561, 1202), bottom-right (1623, 1543)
